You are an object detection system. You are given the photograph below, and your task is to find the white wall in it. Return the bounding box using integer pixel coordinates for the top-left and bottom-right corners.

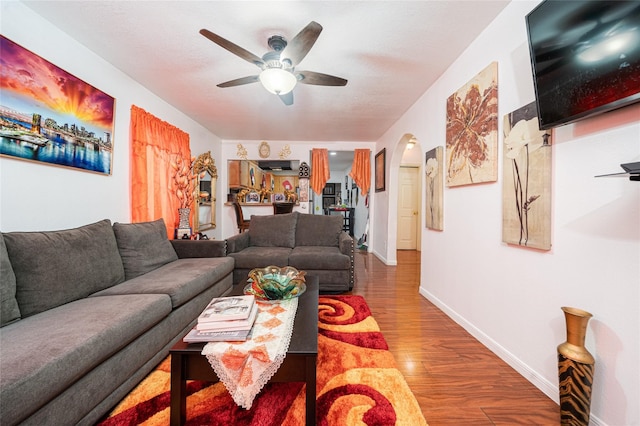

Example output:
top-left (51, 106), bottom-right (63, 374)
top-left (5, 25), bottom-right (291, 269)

top-left (0, 1), bottom-right (222, 237)
top-left (375, 2), bottom-right (639, 425)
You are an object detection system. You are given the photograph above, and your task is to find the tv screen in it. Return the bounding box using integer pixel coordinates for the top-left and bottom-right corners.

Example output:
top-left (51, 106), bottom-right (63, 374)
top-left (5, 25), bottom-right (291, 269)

top-left (526, 1), bottom-right (640, 130)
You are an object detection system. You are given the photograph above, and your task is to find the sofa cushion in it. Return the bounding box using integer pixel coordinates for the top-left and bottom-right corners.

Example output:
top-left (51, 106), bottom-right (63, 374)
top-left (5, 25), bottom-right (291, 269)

top-left (295, 213), bottom-right (343, 246)
top-left (229, 246), bottom-right (292, 269)
top-left (0, 234), bottom-right (20, 326)
top-left (289, 246), bottom-right (351, 270)
top-left (113, 218), bottom-right (178, 280)
top-left (0, 293), bottom-right (171, 426)
top-left (248, 213), bottom-right (298, 248)
top-left (3, 219), bottom-right (125, 318)
top-left (91, 256), bottom-right (234, 308)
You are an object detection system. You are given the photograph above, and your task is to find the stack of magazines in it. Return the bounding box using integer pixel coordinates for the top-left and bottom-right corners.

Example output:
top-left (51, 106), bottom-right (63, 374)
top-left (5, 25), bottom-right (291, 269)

top-left (183, 295), bottom-right (257, 343)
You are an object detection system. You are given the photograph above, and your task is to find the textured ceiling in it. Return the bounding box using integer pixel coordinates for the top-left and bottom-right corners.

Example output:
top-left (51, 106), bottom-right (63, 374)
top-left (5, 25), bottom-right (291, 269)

top-left (22, 1), bottom-right (510, 142)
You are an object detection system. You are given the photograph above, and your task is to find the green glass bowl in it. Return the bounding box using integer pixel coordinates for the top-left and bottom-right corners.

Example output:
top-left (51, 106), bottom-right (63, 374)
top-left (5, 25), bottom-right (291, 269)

top-left (244, 265), bottom-right (306, 301)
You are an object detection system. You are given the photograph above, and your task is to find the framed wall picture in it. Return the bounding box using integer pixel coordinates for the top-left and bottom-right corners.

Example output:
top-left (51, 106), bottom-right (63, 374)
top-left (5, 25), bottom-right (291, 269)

top-left (445, 62), bottom-right (498, 187)
top-left (425, 146), bottom-right (444, 231)
top-left (323, 197), bottom-right (334, 209)
top-left (502, 101), bottom-right (552, 250)
top-left (375, 148), bottom-right (386, 192)
top-left (0, 35), bottom-right (115, 175)
top-left (246, 192), bottom-right (260, 203)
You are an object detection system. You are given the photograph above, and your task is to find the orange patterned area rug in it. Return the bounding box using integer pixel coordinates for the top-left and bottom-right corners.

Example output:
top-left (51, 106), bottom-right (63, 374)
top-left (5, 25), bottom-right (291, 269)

top-left (97, 295), bottom-right (428, 425)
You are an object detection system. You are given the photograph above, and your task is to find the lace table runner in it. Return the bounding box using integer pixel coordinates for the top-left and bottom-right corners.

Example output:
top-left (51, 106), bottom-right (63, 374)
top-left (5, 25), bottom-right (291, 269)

top-left (201, 298), bottom-right (298, 409)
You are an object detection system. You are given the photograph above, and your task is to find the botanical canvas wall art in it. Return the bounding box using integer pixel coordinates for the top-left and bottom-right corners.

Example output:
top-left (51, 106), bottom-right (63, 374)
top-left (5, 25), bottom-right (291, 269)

top-left (0, 36), bottom-right (115, 175)
top-left (502, 101), bottom-right (552, 250)
top-left (425, 146), bottom-right (444, 231)
top-left (446, 62), bottom-right (498, 187)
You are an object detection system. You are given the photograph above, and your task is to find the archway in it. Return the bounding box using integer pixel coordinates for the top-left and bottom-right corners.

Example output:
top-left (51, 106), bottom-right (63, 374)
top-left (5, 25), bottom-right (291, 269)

top-left (385, 133), bottom-right (422, 265)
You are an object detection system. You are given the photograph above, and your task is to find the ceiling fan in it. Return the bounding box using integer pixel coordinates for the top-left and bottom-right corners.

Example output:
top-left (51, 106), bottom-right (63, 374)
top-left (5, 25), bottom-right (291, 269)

top-left (199, 21), bottom-right (347, 105)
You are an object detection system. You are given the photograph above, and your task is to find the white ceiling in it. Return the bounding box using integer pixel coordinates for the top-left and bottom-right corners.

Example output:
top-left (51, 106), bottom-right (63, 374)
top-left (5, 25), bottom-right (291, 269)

top-left (22, 1), bottom-right (510, 142)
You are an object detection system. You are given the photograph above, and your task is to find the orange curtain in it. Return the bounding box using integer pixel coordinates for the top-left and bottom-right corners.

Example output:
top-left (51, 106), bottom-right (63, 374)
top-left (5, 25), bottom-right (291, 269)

top-left (130, 105), bottom-right (191, 238)
top-left (311, 148), bottom-right (330, 195)
top-left (349, 148), bottom-right (371, 194)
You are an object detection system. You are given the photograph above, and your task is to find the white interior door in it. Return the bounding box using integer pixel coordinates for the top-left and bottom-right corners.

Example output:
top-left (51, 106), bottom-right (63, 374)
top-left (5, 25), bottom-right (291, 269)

top-left (397, 166), bottom-right (419, 250)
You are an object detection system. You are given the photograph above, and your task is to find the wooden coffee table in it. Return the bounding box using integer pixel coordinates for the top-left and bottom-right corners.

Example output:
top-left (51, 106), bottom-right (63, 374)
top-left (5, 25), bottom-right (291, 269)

top-left (169, 275), bottom-right (319, 426)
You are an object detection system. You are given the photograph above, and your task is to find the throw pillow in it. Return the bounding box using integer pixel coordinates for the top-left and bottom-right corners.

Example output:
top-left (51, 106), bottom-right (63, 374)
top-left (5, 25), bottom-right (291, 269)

top-left (295, 213), bottom-right (343, 246)
top-left (0, 234), bottom-right (21, 326)
top-left (3, 219), bottom-right (126, 318)
top-left (113, 218), bottom-right (178, 280)
top-left (249, 213), bottom-right (298, 248)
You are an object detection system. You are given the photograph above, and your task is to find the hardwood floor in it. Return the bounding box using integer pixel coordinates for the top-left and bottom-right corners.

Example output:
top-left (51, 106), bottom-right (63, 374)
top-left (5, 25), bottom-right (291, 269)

top-left (348, 249), bottom-right (560, 425)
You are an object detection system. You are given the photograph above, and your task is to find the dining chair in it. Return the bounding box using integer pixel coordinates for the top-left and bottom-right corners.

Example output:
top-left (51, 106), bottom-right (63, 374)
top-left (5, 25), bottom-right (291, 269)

top-left (233, 202), bottom-right (251, 233)
top-left (272, 202), bottom-right (294, 215)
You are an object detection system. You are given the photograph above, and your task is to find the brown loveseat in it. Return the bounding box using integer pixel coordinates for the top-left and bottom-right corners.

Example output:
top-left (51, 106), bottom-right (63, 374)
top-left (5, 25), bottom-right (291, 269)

top-left (226, 212), bottom-right (354, 293)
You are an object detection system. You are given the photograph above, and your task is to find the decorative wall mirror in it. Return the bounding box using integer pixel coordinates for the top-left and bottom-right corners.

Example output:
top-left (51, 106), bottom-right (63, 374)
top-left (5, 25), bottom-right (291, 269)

top-left (193, 151), bottom-right (218, 231)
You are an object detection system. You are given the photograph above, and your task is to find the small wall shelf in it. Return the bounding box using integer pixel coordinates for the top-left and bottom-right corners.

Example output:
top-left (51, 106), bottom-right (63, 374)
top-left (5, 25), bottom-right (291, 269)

top-left (595, 162), bottom-right (640, 182)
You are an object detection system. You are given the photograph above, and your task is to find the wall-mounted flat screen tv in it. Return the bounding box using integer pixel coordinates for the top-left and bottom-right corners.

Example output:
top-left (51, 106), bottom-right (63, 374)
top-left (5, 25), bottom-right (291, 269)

top-left (526, 1), bottom-right (640, 130)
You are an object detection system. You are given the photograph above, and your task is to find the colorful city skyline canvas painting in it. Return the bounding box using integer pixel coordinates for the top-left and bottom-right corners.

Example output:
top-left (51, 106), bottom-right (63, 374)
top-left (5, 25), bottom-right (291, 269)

top-left (0, 36), bottom-right (115, 175)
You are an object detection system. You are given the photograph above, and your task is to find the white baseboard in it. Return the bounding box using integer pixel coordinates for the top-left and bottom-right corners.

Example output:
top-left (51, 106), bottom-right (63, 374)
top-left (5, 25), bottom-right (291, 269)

top-left (418, 287), bottom-right (607, 426)
top-left (372, 249), bottom-right (397, 265)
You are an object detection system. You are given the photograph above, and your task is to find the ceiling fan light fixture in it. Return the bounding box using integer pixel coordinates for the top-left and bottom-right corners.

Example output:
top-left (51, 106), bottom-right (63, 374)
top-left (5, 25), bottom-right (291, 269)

top-left (407, 137), bottom-right (417, 149)
top-left (259, 68), bottom-right (297, 95)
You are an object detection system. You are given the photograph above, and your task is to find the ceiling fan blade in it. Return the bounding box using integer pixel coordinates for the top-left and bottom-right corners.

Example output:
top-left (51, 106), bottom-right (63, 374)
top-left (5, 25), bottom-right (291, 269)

top-left (297, 71), bottom-right (347, 86)
top-left (279, 92), bottom-right (294, 106)
top-left (200, 29), bottom-right (264, 68)
top-left (280, 21), bottom-right (323, 66)
top-left (217, 75), bottom-right (260, 88)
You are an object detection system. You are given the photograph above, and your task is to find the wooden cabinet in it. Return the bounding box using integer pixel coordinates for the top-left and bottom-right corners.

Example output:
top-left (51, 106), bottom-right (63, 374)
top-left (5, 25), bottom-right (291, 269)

top-left (228, 160), bottom-right (300, 195)
top-left (228, 160), bottom-right (257, 189)
top-left (273, 175), bottom-right (298, 193)
top-left (228, 160), bottom-right (241, 188)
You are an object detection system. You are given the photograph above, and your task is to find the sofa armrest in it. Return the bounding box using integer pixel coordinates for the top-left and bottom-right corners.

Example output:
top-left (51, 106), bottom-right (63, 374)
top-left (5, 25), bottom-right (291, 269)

top-left (338, 231), bottom-right (355, 290)
top-left (226, 232), bottom-right (250, 254)
top-left (170, 239), bottom-right (227, 258)
top-left (338, 231), bottom-right (353, 256)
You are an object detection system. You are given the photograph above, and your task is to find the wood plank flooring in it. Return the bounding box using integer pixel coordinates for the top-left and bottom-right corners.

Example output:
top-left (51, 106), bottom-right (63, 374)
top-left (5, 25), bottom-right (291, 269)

top-left (348, 249), bottom-right (560, 425)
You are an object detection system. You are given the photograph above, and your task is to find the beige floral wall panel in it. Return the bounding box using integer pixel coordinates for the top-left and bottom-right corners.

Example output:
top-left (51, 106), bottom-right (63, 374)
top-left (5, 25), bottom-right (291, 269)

top-left (502, 101), bottom-right (552, 250)
top-left (446, 62), bottom-right (498, 187)
top-left (425, 146), bottom-right (444, 231)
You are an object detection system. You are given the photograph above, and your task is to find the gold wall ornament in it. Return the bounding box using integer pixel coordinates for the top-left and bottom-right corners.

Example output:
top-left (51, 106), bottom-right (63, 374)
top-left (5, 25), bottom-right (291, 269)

top-left (192, 151), bottom-right (217, 178)
top-left (258, 141), bottom-right (270, 158)
top-left (237, 144), bottom-right (248, 159)
top-left (192, 151), bottom-right (218, 232)
top-left (279, 144), bottom-right (291, 159)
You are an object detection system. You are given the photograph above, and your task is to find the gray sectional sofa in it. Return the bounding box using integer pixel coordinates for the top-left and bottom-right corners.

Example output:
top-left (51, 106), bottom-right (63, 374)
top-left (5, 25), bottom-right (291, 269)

top-left (0, 218), bottom-right (234, 426)
top-left (226, 212), bottom-right (354, 293)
